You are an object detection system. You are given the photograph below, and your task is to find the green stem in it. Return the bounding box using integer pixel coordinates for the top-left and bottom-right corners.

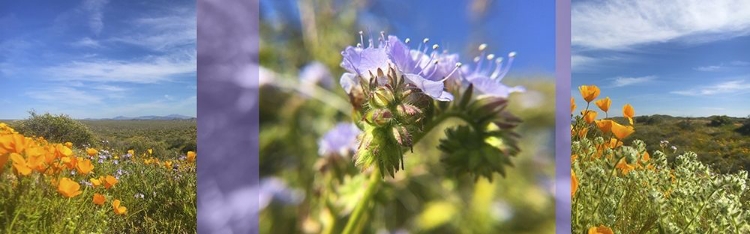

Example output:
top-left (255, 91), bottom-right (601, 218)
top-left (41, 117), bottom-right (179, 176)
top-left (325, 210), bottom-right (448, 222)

top-left (340, 110), bottom-right (473, 233)
top-left (342, 166), bottom-right (381, 234)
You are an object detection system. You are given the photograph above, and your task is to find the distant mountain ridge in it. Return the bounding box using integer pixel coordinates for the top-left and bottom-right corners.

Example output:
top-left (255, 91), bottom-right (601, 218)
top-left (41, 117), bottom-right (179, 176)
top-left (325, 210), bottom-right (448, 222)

top-left (86, 114), bottom-right (195, 120)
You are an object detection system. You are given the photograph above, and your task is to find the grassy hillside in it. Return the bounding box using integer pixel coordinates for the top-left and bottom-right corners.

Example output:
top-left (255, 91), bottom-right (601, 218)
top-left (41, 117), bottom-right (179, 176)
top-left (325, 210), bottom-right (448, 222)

top-left (628, 115), bottom-right (750, 173)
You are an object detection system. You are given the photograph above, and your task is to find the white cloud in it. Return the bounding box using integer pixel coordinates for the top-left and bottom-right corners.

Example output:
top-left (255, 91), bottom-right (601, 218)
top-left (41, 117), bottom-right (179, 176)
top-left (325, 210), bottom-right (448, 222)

top-left (82, 0), bottom-right (108, 35)
top-left (42, 52), bottom-right (195, 84)
top-left (93, 84), bottom-right (127, 92)
top-left (26, 86), bottom-right (103, 105)
top-left (693, 61), bottom-right (750, 71)
top-left (694, 65), bottom-right (722, 72)
top-left (671, 80), bottom-right (750, 96)
top-left (110, 8), bottom-right (195, 51)
top-left (572, 0), bottom-right (750, 50)
top-left (164, 94), bottom-right (174, 100)
top-left (610, 75), bottom-right (655, 87)
top-left (71, 37), bottom-right (102, 48)
top-left (571, 54), bottom-right (629, 72)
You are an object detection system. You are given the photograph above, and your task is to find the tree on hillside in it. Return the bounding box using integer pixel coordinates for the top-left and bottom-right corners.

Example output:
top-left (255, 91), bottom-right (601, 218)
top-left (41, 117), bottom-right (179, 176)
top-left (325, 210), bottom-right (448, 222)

top-left (708, 115), bottom-right (732, 127)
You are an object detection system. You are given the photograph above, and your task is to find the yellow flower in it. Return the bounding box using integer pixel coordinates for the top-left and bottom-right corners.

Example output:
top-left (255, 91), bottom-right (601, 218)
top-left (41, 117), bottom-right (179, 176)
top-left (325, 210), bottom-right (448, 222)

top-left (588, 225), bottom-right (614, 234)
top-left (104, 175), bottom-right (118, 189)
top-left (623, 104), bottom-right (635, 125)
top-left (583, 110), bottom-right (597, 124)
top-left (164, 160), bottom-right (173, 169)
top-left (571, 97), bottom-right (576, 114)
top-left (595, 120), bottom-right (613, 134)
top-left (571, 169), bottom-right (578, 197)
top-left (90, 177), bottom-right (103, 188)
top-left (595, 97), bottom-right (611, 112)
top-left (64, 142), bottom-right (73, 148)
top-left (57, 177), bottom-right (82, 198)
top-left (112, 199), bottom-right (128, 215)
top-left (611, 121), bottom-right (635, 140)
top-left (578, 85), bottom-right (600, 103)
top-left (616, 158), bottom-right (636, 175)
top-left (93, 193), bottom-right (106, 206)
top-left (86, 148), bottom-right (98, 157)
top-left (128, 149), bottom-right (135, 156)
top-left (187, 151), bottom-right (196, 163)
top-left (577, 127), bottom-right (589, 138)
top-left (76, 159), bottom-right (94, 175)
top-left (10, 153), bottom-right (32, 176)
top-left (147, 148), bottom-right (153, 155)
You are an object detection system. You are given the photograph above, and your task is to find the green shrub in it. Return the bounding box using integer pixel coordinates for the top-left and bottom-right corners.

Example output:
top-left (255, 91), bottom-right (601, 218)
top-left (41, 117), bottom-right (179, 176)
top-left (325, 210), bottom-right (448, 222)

top-left (708, 115), bottom-right (733, 127)
top-left (13, 111), bottom-right (96, 147)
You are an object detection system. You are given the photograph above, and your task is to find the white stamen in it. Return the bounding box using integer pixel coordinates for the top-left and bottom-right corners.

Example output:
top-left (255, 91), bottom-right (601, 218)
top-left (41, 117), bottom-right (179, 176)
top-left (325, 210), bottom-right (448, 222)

top-left (432, 44), bottom-right (439, 50)
top-left (474, 56), bottom-right (480, 63)
top-left (509, 51), bottom-right (517, 57)
top-left (359, 31), bottom-right (364, 46)
top-left (405, 38), bottom-right (411, 44)
top-left (443, 62), bottom-right (462, 81)
top-left (478, 43), bottom-right (487, 51)
top-left (490, 58), bottom-right (503, 79)
top-left (486, 54), bottom-right (495, 60)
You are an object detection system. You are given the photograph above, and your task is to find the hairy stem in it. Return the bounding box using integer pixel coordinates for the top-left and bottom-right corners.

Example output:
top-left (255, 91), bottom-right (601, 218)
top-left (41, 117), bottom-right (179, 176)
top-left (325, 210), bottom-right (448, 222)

top-left (342, 166), bottom-right (381, 234)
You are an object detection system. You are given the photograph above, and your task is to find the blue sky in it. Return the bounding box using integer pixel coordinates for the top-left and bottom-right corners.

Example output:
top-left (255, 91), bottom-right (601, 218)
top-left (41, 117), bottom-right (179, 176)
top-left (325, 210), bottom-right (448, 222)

top-left (572, 0), bottom-right (750, 117)
top-left (0, 0), bottom-right (196, 119)
top-left (261, 0), bottom-right (555, 77)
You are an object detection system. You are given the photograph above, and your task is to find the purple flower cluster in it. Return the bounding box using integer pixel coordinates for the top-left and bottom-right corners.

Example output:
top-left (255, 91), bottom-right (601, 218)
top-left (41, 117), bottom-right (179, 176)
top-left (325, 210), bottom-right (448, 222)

top-left (339, 32), bottom-right (523, 100)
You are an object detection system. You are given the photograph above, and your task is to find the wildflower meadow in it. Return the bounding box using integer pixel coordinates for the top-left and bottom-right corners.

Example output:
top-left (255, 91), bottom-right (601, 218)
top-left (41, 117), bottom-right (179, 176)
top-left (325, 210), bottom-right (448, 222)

top-left (0, 114), bottom-right (196, 233)
top-left (571, 85), bottom-right (750, 233)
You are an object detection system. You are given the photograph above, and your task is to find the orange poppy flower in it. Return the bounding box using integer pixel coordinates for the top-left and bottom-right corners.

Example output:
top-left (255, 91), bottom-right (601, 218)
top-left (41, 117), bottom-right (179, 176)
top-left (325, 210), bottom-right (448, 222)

top-left (10, 153), bottom-right (32, 176)
top-left (86, 148), bottom-right (98, 157)
top-left (187, 151), bottom-right (196, 163)
top-left (623, 104), bottom-right (635, 125)
top-left (595, 97), bottom-right (611, 112)
top-left (104, 175), bottom-right (118, 189)
top-left (93, 193), bottom-right (106, 206)
top-left (112, 199), bottom-right (127, 215)
top-left (583, 110), bottom-right (597, 124)
top-left (611, 121), bottom-right (635, 140)
top-left (595, 120), bottom-right (613, 134)
top-left (76, 159), bottom-right (94, 174)
top-left (578, 85), bottom-right (600, 103)
top-left (57, 177), bottom-right (82, 198)
top-left (588, 225), bottom-right (614, 234)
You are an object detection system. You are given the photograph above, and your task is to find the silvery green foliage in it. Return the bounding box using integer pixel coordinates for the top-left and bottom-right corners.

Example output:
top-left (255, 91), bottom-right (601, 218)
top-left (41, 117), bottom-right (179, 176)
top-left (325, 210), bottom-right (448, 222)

top-left (572, 139), bottom-right (750, 233)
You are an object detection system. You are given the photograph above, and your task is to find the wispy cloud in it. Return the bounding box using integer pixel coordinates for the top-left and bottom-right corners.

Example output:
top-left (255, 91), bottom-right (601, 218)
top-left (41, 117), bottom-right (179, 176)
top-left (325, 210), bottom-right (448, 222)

top-left (610, 75), bottom-right (655, 87)
top-left (26, 86), bottom-right (103, 105)
top-left (42, 52), bottom-right (195, 84)
top-left (571, 54), bottom-right (629, 72)
top-left (110, 8), bottom-right (195, 51)
top-left (71, 37), bottom-right (102, 48)
top-left (572, 0), bottom-right (750, 50)
top-left (694, 65), bottom-right (722, 72)
top-left (671, 80), bottom-right (750, 96)
top-left (693, 61), bottom-right (750, 72)
top-left (82, 0), bottom-right (108, 35)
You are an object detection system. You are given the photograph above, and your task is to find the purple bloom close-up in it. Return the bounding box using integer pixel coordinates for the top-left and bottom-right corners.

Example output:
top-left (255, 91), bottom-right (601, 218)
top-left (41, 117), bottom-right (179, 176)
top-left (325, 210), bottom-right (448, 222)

top-left (463, 51), bottom-right (525, 98)
top-left (317, 122), bottom-right (361, 157)
top-left (258, 177), bottom-right (304, 210)
top-left (299, 61), bottom-right (334, 89)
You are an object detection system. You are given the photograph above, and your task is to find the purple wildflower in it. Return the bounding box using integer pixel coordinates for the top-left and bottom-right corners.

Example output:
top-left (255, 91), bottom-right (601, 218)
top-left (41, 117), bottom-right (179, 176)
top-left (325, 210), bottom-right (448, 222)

top-left (463, 47), bottom-right (525, 98)
top-left (339, 32), bottom-right (459, 101)
top-left (318, 123), bottom-right (361, 157)
top-left (299, 61), bottom-right (334, 89)
top-left (258, 177), bottom-right (304, 210)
